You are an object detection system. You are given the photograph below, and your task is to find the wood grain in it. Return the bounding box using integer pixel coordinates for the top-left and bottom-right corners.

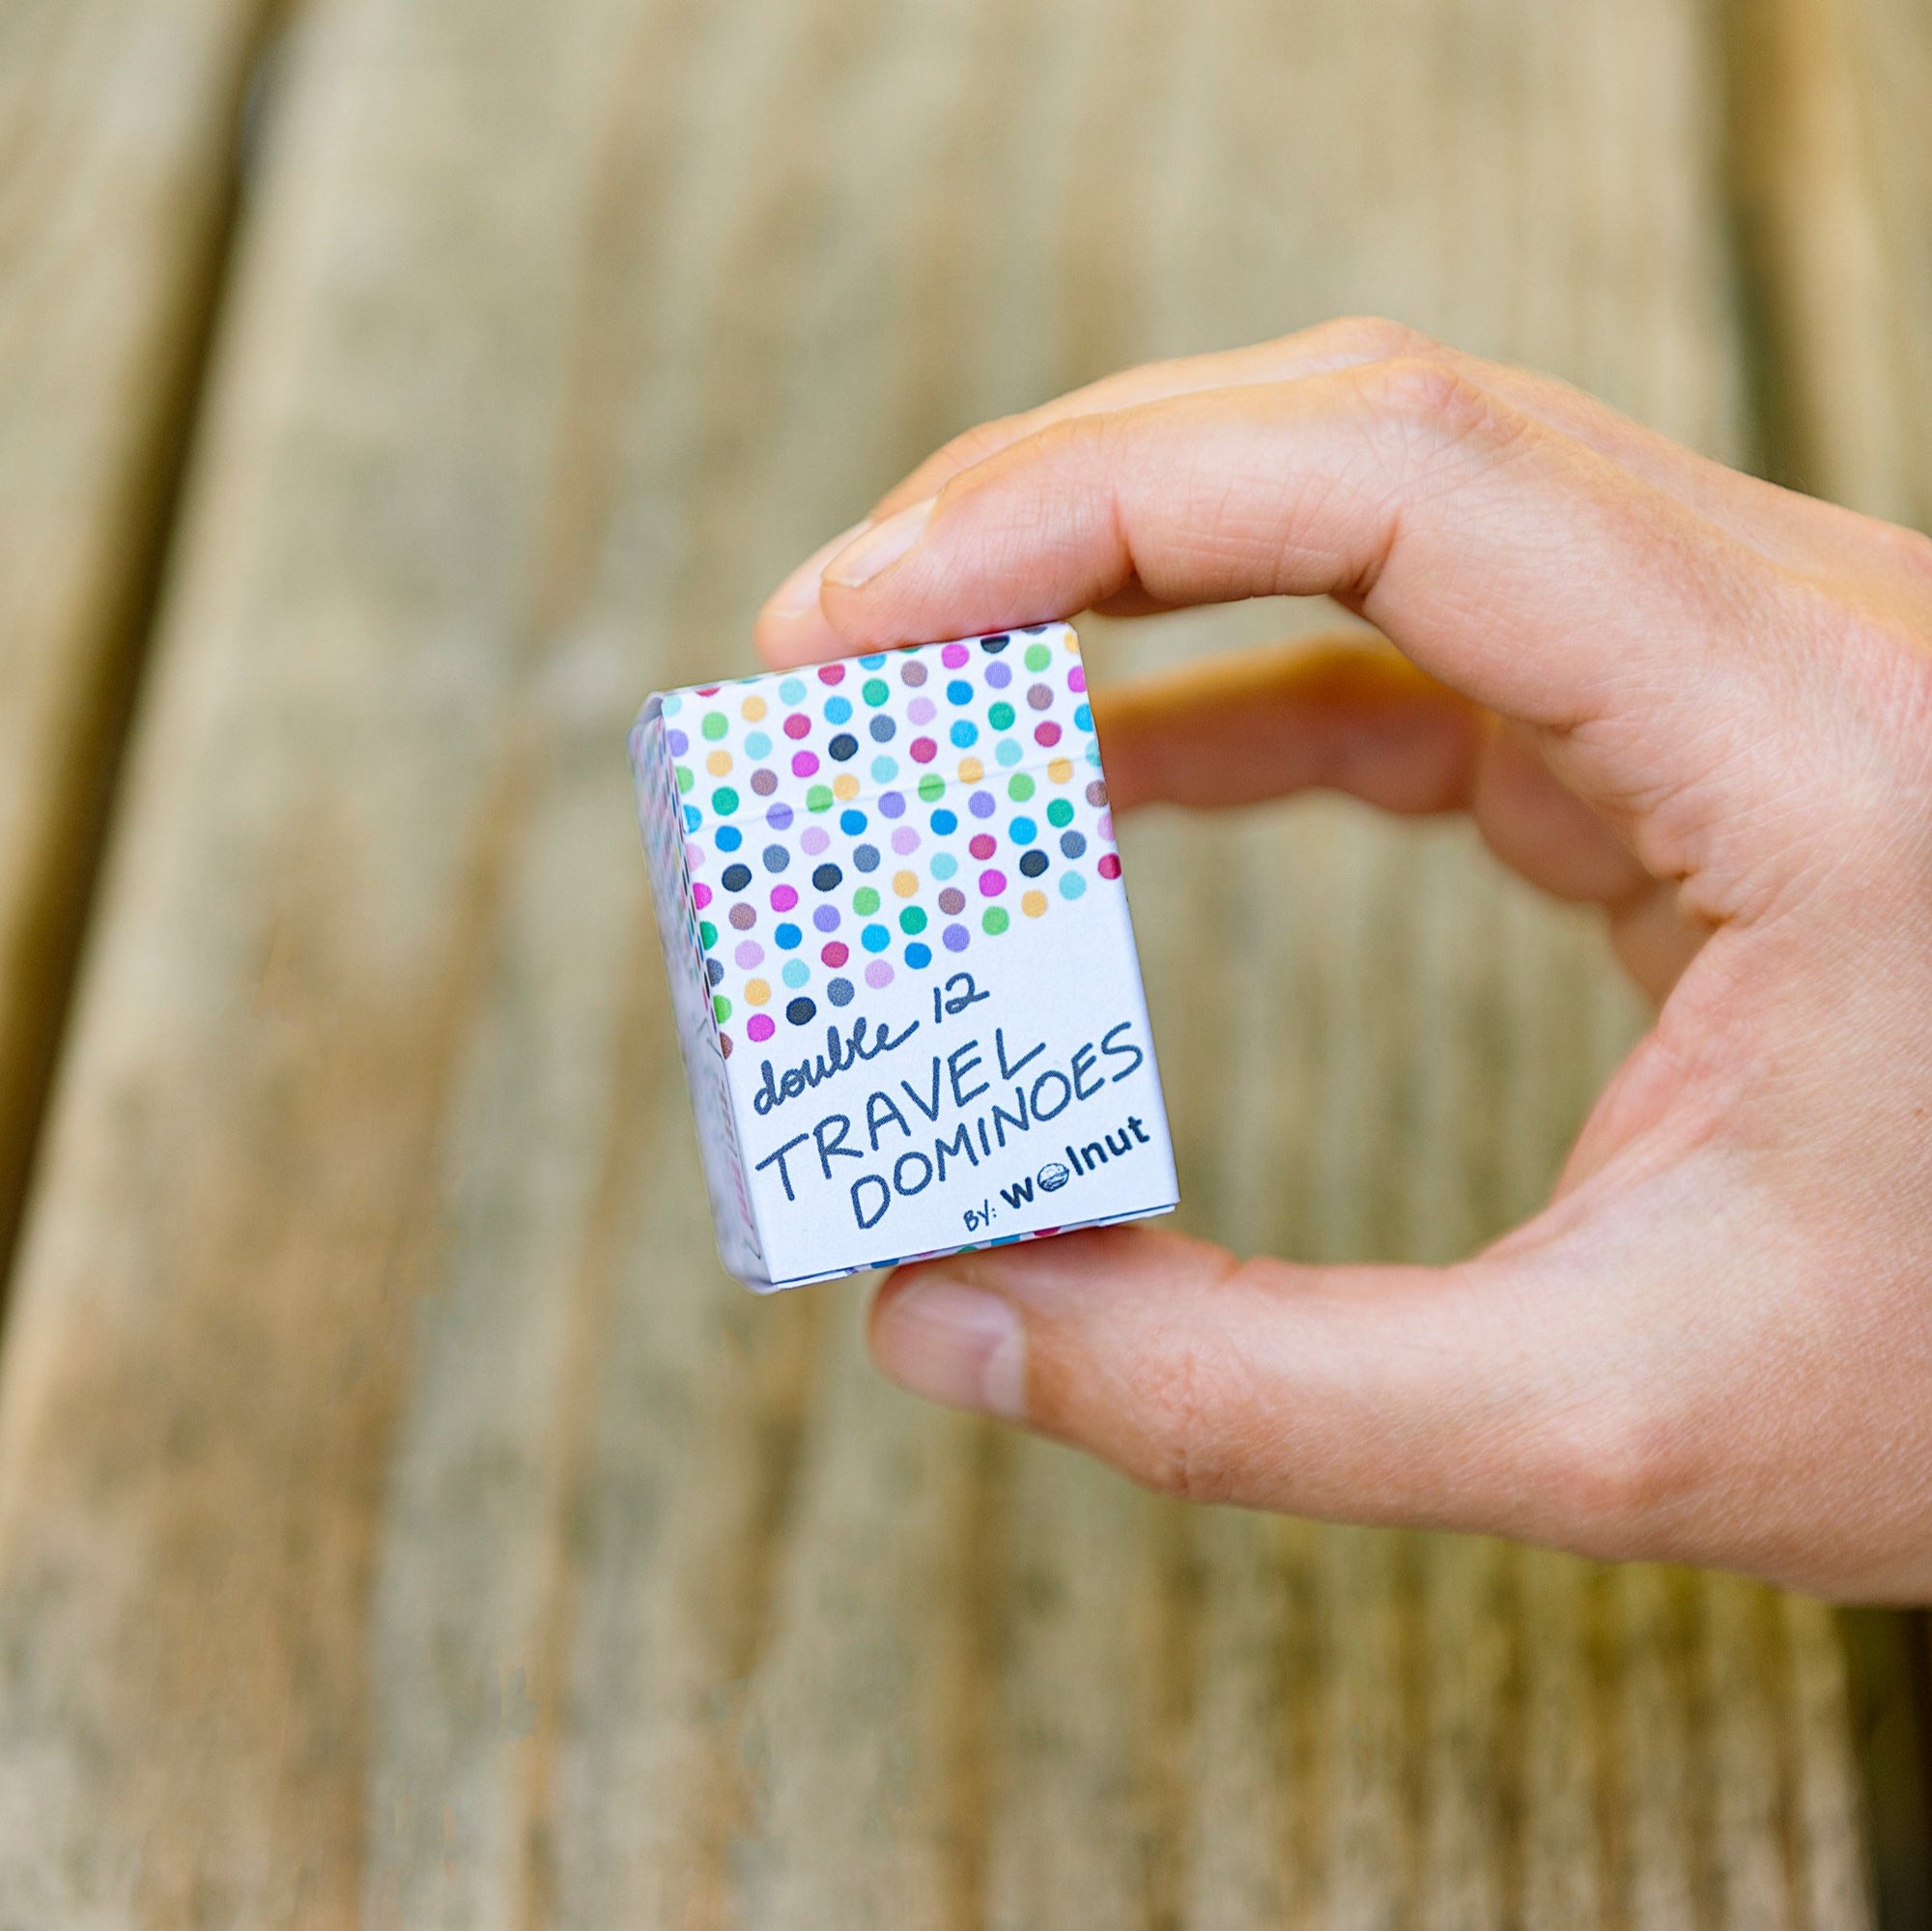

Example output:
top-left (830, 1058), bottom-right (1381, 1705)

top-left (0, 0), bottom-right (1881, 1921)
top-left (0, 0), bottom-right (279, 1264)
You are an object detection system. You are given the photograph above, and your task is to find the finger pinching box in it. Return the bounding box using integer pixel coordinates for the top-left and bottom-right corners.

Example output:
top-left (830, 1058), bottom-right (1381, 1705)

top-left (629, 623), bottom-right (1179, 1291)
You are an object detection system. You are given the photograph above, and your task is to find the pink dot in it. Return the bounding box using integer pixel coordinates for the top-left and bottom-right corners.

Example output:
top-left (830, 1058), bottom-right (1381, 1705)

top-left (685, 841), bottom-right (706, 870)
top-left (865, 959), bottom-right (895, 988)
top-left (696, 685), bottom-right (722, 696)
top-left (980, 868), bottom-right (1007, 896)
top-left (891, 827), bottom-right (920, 854)
top-left (1097, 854), bottom-right (1122, 880)
top-left (748, 1014), bottom-right (776, 1042)
top-left (818, 663), bottom-right (845, 684)
top-left (910, 737), bottom-right (937, 764)
top-left (822, 941), bottom-right (849, 967)
top-left (692, 883), bottom-right (713, 909)
top-left (791, 751), bottom-right (819, 777)
top-left (907, 696), bottom-right (936, 724)
top-left (1034, 721), bottom-right (1062, 747)
top-left (771, 884), bottom-right (799, 911)
top-left (969, 833), bottom-right (996, 860)
top-left (941, 643), bottom-right (970, 668)
top-left (1067, 666), bottom-right (1087, 693)
top-left (801, 827), bottom-right (830, 855)
top-left (734, 941), bottom-right (763, 968)
top-left (783, 713), bottom-right (811, 740)
top-left (1098, 811), bottom-right (1115, 842)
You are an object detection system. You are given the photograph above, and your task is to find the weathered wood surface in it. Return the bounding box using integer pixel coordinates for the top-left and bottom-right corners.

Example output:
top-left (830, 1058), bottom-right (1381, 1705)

top-left (0, 0), bottom-right (278, 1263)
top-left (0, 0), bottom-right (1886, 1923)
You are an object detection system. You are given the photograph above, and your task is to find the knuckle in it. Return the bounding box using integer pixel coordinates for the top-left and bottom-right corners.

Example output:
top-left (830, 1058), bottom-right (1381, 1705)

top-left (1359, 355), bottom-right (1511, 448)
top-left (1540, 1389), bottom-right (1692, 1554)
top-left (1310, 315), bottom-right (1440, 364)
top-left (1124, 1335), bottom-right (1231, 1504)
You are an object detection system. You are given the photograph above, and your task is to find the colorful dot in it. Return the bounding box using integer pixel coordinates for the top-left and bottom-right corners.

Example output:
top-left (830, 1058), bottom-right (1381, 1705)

top-left (1098, 853), bottom-right (1122, 879)
top-left (839, 808), bottom-right (867, 835)
top-left (829, 732), bottom-right (859, 761)
top-left (1019, 849), bottom-right (1048, 877)
top-left (862, 923), bottom-right (891, 952)
top-left (791, 751), bottom-right (818, 778)
top-left (908, 696), bottom-right (937, 725)
top-left (879, 790), bottom-right (905, 817)
top-left (714, 826), bottom-right (742, 852)
top-left (899, 906), bottom-right (927, 935)
top-left (833, 773), bottom-right (860, 801)
top-left (1067, 666), bottom-right (1087, 694)
top-left (1086, 781), bottom-right (1108, 808)
top-left (1027, 683), bottom-right (1052, 711)
top-left (812, 863), bottom-right (842, 892)
top-left (814, 905), bottom-right (840, 932)
top-left (864, 677), bottom-right (890, 705)
top-left (742, 695), bottom-right (768, 721)
top-left (774, 922), bottom-right (802, 948)
top-left (865, 960), bottom-right (895, 989)
top-left (1022, 890), bottom-right (1048, 918)
top-left (824, 696), bottom-right (853, 724)
top-left (802, 826), bottom-right (830, 854)
top-left (943, 923), bottom-right (970, 952)
top-left (1024, 643), bottom-right (1051, 670)
top-left (782, 960), bottom-right (810, 989)
top-left (771, 884), bottom-right (799, 911)
top-left (988, 701), bottom-right (1015, 730)
top-left (1060, 872), bottom-right (1087, 901)
top-left (995, 740), bottom-right (1022, 767)
top-left (969, 834), bottom-right (996, 861)
top-left (1048, 798), bottom-right (1074, 827)
top-left (1009, 774), bottom-right (1036, 802)
top-left (1010, 815), bottom-right (1037, 841)
top-left (783, 713), bottom-right (810, 740)
top-left (675, 767), bottom-right (695, 794)
top-left (1060, 831), bottom-right (1087, 859)
top-left (729, 903), bottom-right (755, 930)
top-left (920, 775), bottom-right (947, 805)
top-left (817, 664), bottom-right (844, 685)
top-left (1048, 757), bottom-right (1073, 784)
top-left (930, 807), bottom-right (957, 833)
top-left (930, 853), bottom-right (958, 880)
top-left (900, 659), bottom-right (927, 687)
top-left (721, 863), bottom-right (752, 892)
top-left (1034, 722), bottom-right (1062, 748)
top-left (869, 716), bottom-right (896, 743)
top-left (957, 755), bottom-right (984, 782)
top-left (853, 843), bottom-right (880, 872)
top-left (702, 712), bottom-right (728, 740)
top-left (822, 941), bottom-right (849, 967)
top-left (751, 768), bottom-right (778, 796)
top-left (779, 677), bottom-right (806, 704)
top-left (942, 642), bottom-right (970, 668)
top-left (905, 942), bottom-right (932, 969)
top-left (714, 997), bottom-right (732, 1024)
top-left (968, 790), bottom-right (996, 819)
top-left (807, 784), bottom-right (834, 812)
top-left (980, 868), bottom-right (1007, 896)
top-left (853, 886), bottom-right (881, 914)
top-left (748, 1013), bottom-right (775, 1042)
top-left (767, 802), bottom-right (794, 830)
top-left (891, 826), bottom-right (920, 854)
top-left (910, 737), bottom-right (937, 764)
top-left (827, 977), bottom-right (855, 1006)
top-left (745, 979), bottom-right (771, 1006)
top-left (698, 922), bottom-right (718, 948)
top-left (982, 907), bottom-right (1009, 935)
top-left (985, 661), bottom-right (1012, 689)
top-left (870, 755), bottom-right (898, 782)
top-left (786, 995), bottom-right (817, 1024)
top-left (938, 886), bottom-right (966, 914)
top-left (950, 721), bottom-right (979, 749)
top-left (705, 750), bottom-right (731, 777)
top-left (734, 941), bottom-right (763, 968)
top-left (893, 869), bottom-right (918, 897)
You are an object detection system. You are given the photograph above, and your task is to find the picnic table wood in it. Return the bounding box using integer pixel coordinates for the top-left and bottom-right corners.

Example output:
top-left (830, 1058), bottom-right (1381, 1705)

top-left (0, 0), bottom-right (1917, 1922)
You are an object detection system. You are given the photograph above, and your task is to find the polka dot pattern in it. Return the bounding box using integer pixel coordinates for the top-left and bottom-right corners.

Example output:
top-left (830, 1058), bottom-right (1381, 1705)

top-left (650, 624), bottom-right (1118, 1053)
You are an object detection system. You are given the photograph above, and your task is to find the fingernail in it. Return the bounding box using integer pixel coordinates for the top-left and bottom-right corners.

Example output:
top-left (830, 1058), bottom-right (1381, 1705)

top-left (764, 521), bottom-right (869, 617)
top-left (826, 496), bottom-right (934, 588)
top-left (872, 1277), bottom-right (1025, 1419)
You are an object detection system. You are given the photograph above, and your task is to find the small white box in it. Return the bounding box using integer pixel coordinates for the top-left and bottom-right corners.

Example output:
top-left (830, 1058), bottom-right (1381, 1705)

top-left (629, 623), bottom-right (1179, 1292)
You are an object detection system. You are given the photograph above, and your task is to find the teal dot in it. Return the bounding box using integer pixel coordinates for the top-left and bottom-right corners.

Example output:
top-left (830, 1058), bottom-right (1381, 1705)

top-left (995, 739), bottom-right (1022, 767)
top-left (864, 678), bottom-right (890, 705)
top-left (711, 786), bottom-right (739, 814)
top-left (918, 774), bottom-right (945, 803)
top-left (870, 755), bottom-right (898, 782)
top-left (698, 921), bottom-right (718, 948)
top-left (745, 731), bottom-right (772, 757)
top-left (1008, 774), bottom-right (1036, 802)
top-left (1059, 872), bottom-right (1087, 901)
top-left (781, 959), bottom-right (810, 988)
top-left (899, 905), bottom-right (927, 935)
top-left (701, 712), bottom-right (728, 740)
top-left (1086, 740), bottom-right (1101, 765)
top-left (1047, 798), bottom-right (1073, 827)
top-left (1024, 643), bottom-right (1051, 670)
top-left (988, 700), bottom-right (1015, 730)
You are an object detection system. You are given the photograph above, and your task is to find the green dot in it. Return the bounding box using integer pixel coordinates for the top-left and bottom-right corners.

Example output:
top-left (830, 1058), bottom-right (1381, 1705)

top-left (1024, 643), bottom-right (1051, 671)
top-left (899, 905), bottom-right (927, 935)
top-left (1047, 797), bottom-right (1073, 827)
top-left (1008, 774), bottom-right (1035, 802)
top-left (711, 786), bottom-right (739, 814)
top-left (701, 712), bottom-right (728, 740)
top-left (712, 995), bottom-right (732, 1022)
top-left (918, 773), bottom-right (946, 803)
top-left (863, 678), bottom-right (890, 705)
top-left (807, 784), bottom-right (834, 812)
top-left (675, 765), bottom-right (695, 794)
top-left (698, 921), bottom-right (718, 948)
top-left (988, 700), bottom-right (1015, 730)
top-left (853, 886), bottom-right (881, 915)
top-left (981, 907), bottom-right (1009, 936)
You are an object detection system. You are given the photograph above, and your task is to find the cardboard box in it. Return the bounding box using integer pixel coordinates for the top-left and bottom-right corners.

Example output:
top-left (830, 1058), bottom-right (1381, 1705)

top-left (629, 623), bottom-right (1178, 1291)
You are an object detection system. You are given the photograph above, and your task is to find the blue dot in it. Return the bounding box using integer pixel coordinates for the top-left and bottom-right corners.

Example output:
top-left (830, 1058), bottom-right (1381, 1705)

top-left (1060, 872), bottom-right (1087, 901)
top-left (661, 694), bottom-right (683, 716)
top-left (824, 696), bottom-right (853, 724)
top-left (995, 739), bottom-right (1022, 766)
top-left (745, 731), bottom-right (772, 757)
top-left (950, 720), bottom-right (979, 748)
top-left (878, 790), bottom-right (905, 818)
top-left (968, 790), bottom-right (996, 819)
top-left (870, 755), bottom-right (898, 782)
top-left (1009, 816), bottom-right (1037, 843)
top-left (860, 653), bottom-right (887, 668)
top-left (862, 923), bottom-right (891, 953)
top-left (766, 802), bottom-right (793, 831)
top-left (853, 843), bottom-right (880, 872)
top-left (774, 922), bottom-right (802, 948)
top-left (868, 715), bottom-right (896, 743)
top-left (839, 808), bottom-right (867, 835)
top-left (813, 904), bottom-right (840, 932)
top-left (779, 677), bottom-right (806, 705)
top-left (931, 809), bottom-right (958, 835)
top-left (665, 729), bottom-right (689, 754)
top-left (715, 825), bottom-right (743, 852)
top-left (905, 943), bottom-right (932, 969)
top-left (682, 805), bottom-right (700, 832)
top-left (946, 679), bottom-right (974, 705)
top-left (781, 959), bottom-right (810, 988)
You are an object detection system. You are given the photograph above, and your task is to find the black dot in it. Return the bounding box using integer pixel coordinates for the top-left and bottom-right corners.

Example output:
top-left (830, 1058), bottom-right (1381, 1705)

top-left (762, 844), bottom-right (789, 873)
top-left (721, 863), bottom-right (753, 892)
top-left (868, 715), bottom-right (896, 743)
top-left (811, 863), bottom-right (843, 892)
top-left (980, 634), bottom-right (1009, 653)
top-left (828, 732), bottom-right (859, 761)
top-left (853, 844), bottom-right (880, 872)
top-left (827, 977), bottom-right (854, 1007)
top-left (785, 997), bottom-right (818, 1026)
top-left (1060, 831), bottom-right (1087, 859)
top-left (706, 957), bottom-right (724, 985)
top-left (1019, 849), bottom-right (1048, 878)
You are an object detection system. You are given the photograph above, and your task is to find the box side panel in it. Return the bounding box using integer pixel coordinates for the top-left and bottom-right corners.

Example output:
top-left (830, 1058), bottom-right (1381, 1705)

top-left (629, 707), bottom-right (771, 1287)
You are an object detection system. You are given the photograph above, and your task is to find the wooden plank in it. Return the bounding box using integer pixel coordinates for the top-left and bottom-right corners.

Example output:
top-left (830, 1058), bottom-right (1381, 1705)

top-left (0, 0), bottom-right (279, 1263)
top-left (0, 0), bottom-right (1881, 1924)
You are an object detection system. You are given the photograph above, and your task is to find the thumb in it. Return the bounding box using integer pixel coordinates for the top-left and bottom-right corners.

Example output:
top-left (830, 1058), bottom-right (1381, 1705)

top-left (868, 1220), bottom-right (1659, 1561)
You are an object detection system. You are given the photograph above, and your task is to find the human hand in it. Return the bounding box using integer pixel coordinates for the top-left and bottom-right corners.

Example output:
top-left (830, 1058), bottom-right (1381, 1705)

top-left (754, 319), bottom-right (1932, 1601)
